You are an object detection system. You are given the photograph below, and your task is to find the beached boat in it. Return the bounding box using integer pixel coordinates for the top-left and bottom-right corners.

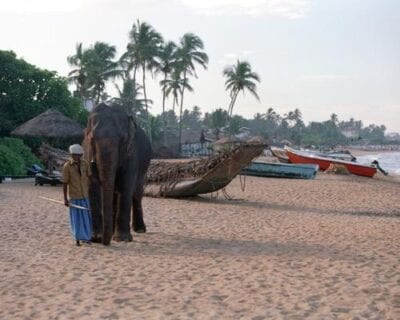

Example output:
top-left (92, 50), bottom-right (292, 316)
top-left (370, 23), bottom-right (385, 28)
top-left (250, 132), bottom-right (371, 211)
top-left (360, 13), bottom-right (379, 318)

top-left (271, 145), bottom-right (356, 163)
top-left (144, 143), bottom-right (265, 197)
top-left (285, 146), bottom-right (377, 178)
top-left (241, 161), bottom-right (319, 179)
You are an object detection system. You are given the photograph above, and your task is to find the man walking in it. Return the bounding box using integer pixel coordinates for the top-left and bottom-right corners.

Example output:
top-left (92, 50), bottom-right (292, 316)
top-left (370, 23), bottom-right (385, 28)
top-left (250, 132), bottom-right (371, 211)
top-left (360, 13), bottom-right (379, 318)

top-left (62, 144), bottom-right (92, 246)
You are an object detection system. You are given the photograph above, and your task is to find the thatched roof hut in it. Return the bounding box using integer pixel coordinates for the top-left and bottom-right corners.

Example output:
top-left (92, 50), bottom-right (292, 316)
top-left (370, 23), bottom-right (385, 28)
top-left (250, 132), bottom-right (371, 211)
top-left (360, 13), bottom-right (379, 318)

top-left (11, 109), bottom-right (84, 138)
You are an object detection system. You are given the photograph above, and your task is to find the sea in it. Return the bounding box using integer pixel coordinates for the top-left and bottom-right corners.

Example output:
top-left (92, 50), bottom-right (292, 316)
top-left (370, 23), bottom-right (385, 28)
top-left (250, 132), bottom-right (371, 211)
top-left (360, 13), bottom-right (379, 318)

top-left (356, 152), bottom-right (400, 175)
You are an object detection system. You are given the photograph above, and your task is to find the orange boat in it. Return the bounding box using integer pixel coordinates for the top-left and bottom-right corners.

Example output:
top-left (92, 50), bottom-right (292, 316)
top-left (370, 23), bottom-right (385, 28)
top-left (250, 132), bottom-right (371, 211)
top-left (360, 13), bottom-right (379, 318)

top-left (285, 146), bottom-right (377, 178)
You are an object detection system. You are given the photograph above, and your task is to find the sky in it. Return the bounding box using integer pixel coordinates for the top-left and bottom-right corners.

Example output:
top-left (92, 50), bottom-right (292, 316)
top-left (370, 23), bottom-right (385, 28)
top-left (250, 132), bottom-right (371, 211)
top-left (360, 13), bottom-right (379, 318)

top-left (1, 0), bottom-right (399, 132)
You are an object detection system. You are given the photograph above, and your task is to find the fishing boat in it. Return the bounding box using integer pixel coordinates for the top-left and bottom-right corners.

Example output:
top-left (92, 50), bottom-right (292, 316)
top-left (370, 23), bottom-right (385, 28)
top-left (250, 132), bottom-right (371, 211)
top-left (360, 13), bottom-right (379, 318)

top-left (285, 146), bottom-right (377, 178)
top-left (241, 161), bottom-right (319, 179)
top-left (144, 142), bottom-right (265, 197)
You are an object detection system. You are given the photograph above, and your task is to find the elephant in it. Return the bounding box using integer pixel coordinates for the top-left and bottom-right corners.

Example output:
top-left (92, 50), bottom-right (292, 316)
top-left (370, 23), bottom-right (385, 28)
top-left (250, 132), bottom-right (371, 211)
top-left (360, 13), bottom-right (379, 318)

top-left (84, 103), bottom-right (152, 245)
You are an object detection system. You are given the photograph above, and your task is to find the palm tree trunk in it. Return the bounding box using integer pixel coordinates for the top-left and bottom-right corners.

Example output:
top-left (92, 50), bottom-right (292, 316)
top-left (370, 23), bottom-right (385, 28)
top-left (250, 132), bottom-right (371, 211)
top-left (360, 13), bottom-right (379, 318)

top-left (132, 64), bottom-right (138, 112)
top-left (228, 90), bottom-right (239, 118)
top-left (162, 72), bottom-right (167, 146)
top-left (172, 95), bottom-right (177, 113)
top-left (133, 64), bottom-right (138, 85)
top-left (227, 90), bottom-right (239, 136)
top-left (178, 71), bottom-right (187, 154)
top-left (227, 98), bottom-right (234, 119)
top-left (142, 63), bottom-right (151, 143)
top-left (227, 92), bottom-right (235, 119)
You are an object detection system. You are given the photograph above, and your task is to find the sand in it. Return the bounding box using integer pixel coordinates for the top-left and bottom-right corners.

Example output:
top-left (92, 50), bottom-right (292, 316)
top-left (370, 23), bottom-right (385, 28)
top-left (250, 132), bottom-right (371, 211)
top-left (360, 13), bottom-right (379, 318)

top-left (1, 172), bottom-right (400, 319)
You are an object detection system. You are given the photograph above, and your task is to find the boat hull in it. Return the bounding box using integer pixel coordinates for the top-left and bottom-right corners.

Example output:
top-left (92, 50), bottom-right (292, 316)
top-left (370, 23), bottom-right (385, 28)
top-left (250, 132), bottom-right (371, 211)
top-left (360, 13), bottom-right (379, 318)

top-left (285, 147), bottom-right (377, 178)
top-left (242, 162), bottom-right (319, 179)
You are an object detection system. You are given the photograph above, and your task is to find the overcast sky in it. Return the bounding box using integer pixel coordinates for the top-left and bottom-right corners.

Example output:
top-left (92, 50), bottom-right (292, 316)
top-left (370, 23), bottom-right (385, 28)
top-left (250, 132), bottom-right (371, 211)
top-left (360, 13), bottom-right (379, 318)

top-left (1, 0), bottom-right (399, 132)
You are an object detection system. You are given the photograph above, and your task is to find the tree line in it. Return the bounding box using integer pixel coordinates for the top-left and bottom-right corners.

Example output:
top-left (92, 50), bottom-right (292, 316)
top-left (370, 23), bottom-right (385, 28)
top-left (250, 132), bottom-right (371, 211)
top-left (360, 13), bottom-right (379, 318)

top-left (149, 106), bottom-right (390, 148)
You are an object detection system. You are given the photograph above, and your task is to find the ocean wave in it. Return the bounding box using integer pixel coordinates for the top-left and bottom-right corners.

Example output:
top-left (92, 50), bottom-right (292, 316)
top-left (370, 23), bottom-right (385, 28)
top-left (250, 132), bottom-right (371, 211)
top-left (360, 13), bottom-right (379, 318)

top-left (357, 152), bottom-right (400, 175)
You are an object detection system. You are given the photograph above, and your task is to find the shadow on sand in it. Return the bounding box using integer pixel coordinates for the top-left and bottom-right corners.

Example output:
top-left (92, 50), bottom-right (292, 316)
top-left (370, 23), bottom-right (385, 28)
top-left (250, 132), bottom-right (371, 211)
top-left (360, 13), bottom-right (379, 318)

top-left (182, 196), bottom-right (400, 218)
top-left (92, 232), bottom-right (368, 263)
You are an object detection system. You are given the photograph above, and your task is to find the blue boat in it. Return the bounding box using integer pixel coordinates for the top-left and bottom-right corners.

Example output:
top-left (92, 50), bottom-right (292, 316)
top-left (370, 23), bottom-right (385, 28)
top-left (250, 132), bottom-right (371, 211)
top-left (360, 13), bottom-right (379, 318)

top-left (241, 161), bottom-right (319, 179)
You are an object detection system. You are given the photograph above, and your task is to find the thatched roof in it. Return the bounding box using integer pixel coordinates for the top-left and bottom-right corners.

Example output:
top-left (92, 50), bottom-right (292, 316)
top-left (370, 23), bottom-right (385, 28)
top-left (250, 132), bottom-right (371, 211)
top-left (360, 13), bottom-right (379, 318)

top-left (11, 109), bottom-right (84, 138)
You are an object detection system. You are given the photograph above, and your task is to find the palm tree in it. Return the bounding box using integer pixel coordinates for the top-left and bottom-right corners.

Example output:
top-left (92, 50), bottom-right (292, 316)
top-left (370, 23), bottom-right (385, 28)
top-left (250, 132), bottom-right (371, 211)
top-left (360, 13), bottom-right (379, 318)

top-left (263, 107), bottom-right (280, 138)
top-left (330, 113), bottom-right (339, 126)
top-left (148, 115), bottom-right (163, 143)
top-left (265, 107), bottom-right (277, 120)
top-left (223, 60), bottom-right (260, 118)
top-left (161, 69), bottom-right (183, 113)
top-left (84, 42), bottom-right (118, 104)
top-left (175, 33), bottom-right (209, 151)
top-left (118, 48), bottom-right (136, 82)
top-left (283, 108), bottom-right (304, 128)
top-left (127, 20), bottom-right (163, 140)
top-left (67, 43), bottom-right (88, 99)
top-left (157, 41), bottom-right (177, 144)
top-left (113, 79), bottom-right (148, 122)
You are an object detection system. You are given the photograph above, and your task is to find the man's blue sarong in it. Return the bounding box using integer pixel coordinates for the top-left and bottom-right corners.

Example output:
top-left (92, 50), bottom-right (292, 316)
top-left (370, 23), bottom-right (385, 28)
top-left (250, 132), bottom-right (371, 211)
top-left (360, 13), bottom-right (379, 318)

top-left (69, 198), bottom-right (92, 241)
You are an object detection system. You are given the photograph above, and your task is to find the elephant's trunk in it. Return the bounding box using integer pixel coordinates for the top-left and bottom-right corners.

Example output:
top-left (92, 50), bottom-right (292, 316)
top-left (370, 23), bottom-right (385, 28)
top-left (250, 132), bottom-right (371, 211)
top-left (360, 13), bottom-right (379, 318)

top-left (101, 186), bottom-right (114, 245)
top-left (95, 140), bottom-right (119, 246)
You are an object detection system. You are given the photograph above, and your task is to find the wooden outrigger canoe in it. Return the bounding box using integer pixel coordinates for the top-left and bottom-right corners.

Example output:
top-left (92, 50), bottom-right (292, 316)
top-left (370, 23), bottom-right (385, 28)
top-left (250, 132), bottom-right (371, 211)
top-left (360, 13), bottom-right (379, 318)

top-left (144, 143), bottom-right (265, 197)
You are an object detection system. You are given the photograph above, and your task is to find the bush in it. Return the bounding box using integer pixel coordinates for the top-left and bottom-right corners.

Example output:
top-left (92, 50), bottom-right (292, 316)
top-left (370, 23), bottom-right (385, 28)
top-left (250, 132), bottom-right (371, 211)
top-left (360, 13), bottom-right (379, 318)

top-left (0, 137), bottom-right (41, 167)
top-left (0, 145), bottom-right (25, 175)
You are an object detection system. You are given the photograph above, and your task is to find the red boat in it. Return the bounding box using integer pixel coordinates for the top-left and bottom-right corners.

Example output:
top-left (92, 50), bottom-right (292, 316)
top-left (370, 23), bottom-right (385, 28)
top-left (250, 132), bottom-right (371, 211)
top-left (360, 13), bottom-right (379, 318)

top-left (285, 147), bottom-right (377, 178)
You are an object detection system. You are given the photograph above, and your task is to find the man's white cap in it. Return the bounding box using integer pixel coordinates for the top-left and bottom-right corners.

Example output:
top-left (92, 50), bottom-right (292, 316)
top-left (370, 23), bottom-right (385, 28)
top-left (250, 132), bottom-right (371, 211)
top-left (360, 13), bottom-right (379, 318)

top-left (69, 144), bottom-right (84, 155)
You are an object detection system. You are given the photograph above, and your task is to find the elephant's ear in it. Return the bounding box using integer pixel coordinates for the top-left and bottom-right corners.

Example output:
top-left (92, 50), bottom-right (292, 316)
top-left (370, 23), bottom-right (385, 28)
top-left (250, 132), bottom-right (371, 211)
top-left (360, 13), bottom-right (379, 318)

top-left (82, 128), bottom-right (93, 161)
top-left (85, 127), bottom-right (93, 141)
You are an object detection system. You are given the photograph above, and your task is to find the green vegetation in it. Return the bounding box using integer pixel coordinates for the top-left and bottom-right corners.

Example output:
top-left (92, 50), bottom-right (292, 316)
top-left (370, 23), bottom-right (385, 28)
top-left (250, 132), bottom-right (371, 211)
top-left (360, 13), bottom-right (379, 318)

top-left (0, 137), bottom-right (41, 166)
top-left (0, 145), bottom-right (25, 175)
top-left (203, 108), bottom-right (228, 140)
top-left (0, 138), bottom-right (41, 175)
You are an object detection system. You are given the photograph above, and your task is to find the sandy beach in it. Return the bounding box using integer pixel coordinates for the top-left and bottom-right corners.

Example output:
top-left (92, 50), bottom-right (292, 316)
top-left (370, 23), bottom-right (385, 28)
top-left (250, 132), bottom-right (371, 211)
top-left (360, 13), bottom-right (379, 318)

top-left (1, 172), bottom-right (400, 319)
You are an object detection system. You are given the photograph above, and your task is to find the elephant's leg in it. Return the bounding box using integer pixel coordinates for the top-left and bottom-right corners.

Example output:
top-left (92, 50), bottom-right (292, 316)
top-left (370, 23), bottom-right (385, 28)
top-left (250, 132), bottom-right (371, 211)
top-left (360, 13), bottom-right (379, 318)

top-left (132, 182), bottom-right (146, 233)
top-left (113, 192), bottom-right (133, 242)
top-left (89, 179), bottom-right (102, 243)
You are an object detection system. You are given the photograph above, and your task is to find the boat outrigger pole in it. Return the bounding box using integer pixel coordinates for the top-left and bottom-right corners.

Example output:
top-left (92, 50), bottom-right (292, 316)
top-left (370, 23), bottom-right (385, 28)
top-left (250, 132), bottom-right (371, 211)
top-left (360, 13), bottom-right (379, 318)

top-left (372, 160), bottom-right (388, 176)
